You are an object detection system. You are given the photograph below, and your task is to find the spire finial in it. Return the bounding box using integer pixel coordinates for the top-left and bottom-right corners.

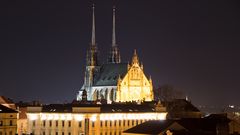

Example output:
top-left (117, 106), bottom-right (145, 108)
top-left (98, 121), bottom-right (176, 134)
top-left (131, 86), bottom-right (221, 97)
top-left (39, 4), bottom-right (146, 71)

top-left (112, 6), bottom-right (116, 46)
top-left (91, 4), bottom-right (96, 46)
top-left (132, 49), bottom-right (139, 65)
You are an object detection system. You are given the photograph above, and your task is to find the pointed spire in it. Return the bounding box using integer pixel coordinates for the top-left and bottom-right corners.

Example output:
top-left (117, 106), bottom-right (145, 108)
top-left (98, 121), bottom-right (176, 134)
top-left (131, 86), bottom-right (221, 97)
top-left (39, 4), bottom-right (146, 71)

top-left (132, 49), bottom-right (139, 65)
top-left (112, 6), bottom-right (116, 46)
top-left (91, 4), bottom-right (96, 46)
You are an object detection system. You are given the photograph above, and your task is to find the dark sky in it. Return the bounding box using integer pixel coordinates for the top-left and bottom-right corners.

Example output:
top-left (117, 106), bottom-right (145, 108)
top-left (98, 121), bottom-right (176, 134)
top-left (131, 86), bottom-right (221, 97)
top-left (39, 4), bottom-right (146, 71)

top-left (1, 0), bottom-right (240, 106)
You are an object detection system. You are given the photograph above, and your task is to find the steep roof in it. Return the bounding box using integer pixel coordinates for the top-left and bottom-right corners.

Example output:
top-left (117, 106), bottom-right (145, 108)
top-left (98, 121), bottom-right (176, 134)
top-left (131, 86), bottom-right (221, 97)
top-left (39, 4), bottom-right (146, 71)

top-left (93, 63), bottom-right (128, 86)
top-left (166, 99), bottom-right (200, 112)
top-left (0, 96), bottom-right (14, 104)
top-left (0, 104), bottom-right (17, 113)
top-left (124, 115), bottom-right (230, 135)
top-left (124, 120), bottom-right (186, 134)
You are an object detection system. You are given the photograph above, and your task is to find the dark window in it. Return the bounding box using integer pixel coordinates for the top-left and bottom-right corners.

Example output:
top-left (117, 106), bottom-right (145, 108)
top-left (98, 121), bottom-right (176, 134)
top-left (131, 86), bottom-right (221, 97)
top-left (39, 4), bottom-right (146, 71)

top-left (132, 120), bottom-right (134, 125)
top-left (9, 120), bottom-right (12, 126)
top-left (92, 122), bottom-right (95, 127)
top-left (49, 120), bottom-right (52, 127)
top-left (79, 121), bottom-right (82, 127)
top-left (56, 132), bottom-right (58, 135)
top-left (105, 121), bottom-right (107, 126)
top-left (127, 120), bottom-right (129, 126)
top-left (56, 121), bottom-right (58, 127)
top-left (123, 120), bottom-right (125, 126)
top-left (110, 121), bottom-right (112, 127)
top-left (119, 120), bottom-right (121, 126)
top-left (136, 120), bottom-right (138, 125)
top-left (43, 120), bottom-right (46, 127)
top-left (62, 121), bottom-right (64, 127)
top-left (0, 121), bottom-right (3, 126)
top-left (32, 120), bottom-right (35, 127)
top-left (68, 132), bottom-right (71, 135)
top-left (9, 131), bottom-right (12, 135)
top-left (62, 132), bottom-right (64, 135)
top-left (0, 131), bottom-right (2, 135)
top-left (114, 121), bottom-right (116, 126)
top-left (68, 121), bottom-right (71, 127)
top-left (100, 121), bottom-right (103, 127)
top-left (43, 132), bottom-right (45, 135)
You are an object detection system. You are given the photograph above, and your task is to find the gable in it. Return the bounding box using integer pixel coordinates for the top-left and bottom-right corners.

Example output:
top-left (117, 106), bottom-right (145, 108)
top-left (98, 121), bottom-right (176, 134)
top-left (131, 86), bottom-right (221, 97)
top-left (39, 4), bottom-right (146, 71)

top-left (120, 63), bottom-right (150, 86)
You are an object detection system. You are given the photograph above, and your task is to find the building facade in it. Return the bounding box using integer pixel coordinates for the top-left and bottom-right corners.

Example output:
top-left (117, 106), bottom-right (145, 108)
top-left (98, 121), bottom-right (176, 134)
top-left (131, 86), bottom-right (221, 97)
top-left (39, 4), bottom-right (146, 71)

top-left (77, 6), bottom-right (153, 103)
top-left (26, 104), bottom-right (167, 135)
top-left (0, 105), bottom-right (18, 135)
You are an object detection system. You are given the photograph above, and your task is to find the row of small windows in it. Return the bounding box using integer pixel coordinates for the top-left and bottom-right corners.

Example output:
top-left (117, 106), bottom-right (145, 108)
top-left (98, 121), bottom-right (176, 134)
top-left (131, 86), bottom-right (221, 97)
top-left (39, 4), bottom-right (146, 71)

top-left (32, 120), bottom-right (71, 127)
top-left (0, 131), bottom-right (13, 135)
top-left (100, 119), bottom-right (143, 127)
top-left (42, 131), bottom-right (71, 135)
top-left (0, 120), bottom-right (13, 126)
top-left (32, 119), bottom-right (145, 128)
top-left (100, 131), bottom-right (122, 135)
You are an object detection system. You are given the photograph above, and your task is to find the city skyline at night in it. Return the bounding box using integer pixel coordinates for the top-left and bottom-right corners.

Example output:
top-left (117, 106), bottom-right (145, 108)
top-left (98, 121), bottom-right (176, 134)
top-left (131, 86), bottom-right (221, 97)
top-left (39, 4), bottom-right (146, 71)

top-left (1, 1), bottom-right (240, 107)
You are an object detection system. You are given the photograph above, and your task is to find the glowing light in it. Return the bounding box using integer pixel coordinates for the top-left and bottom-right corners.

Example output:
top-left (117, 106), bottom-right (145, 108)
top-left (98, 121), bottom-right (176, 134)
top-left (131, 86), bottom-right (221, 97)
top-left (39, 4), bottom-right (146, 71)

top-left (90, 115), bottom-right (97, 121)
top-left (28, 114), bottom-right (38, 121)
top-left (40, 114), bottom-right (47, 120)
top-left (74, 114), bottom-right (84, 121)
top-left (100, 113), bottom-right (167, 121)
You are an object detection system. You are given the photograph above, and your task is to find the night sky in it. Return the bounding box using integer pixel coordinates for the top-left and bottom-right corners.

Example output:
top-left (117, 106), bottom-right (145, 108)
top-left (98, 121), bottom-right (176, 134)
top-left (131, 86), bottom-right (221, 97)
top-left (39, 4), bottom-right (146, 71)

top-left (1, 1), bottom-right (240, 106)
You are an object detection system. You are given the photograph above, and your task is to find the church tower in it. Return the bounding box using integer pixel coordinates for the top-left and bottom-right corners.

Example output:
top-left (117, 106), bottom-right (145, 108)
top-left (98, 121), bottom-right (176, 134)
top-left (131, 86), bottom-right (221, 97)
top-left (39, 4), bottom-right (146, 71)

top-left (108, 6), bottom-right (121, 63)
top-left (81, 4), bottom-right (100, 101)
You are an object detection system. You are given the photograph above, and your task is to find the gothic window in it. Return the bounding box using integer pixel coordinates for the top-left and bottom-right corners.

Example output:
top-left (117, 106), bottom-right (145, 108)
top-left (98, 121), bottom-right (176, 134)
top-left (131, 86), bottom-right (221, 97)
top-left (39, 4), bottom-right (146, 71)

top-left (105, 89), bottom-right (108, 100)
top-left (110, 89), bottom-right (114, 101)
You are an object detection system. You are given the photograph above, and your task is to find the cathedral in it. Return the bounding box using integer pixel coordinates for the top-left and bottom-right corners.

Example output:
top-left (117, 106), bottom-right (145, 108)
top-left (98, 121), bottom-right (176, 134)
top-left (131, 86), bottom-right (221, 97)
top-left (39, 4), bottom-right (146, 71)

top-left (76, 6), bottom-right (153, 103)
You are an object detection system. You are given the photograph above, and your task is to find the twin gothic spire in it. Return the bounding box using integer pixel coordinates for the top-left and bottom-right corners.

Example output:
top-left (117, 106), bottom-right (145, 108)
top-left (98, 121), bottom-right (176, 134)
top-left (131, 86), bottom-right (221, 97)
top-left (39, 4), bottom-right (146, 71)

top-left (87, 5), bottom-right (121, 66)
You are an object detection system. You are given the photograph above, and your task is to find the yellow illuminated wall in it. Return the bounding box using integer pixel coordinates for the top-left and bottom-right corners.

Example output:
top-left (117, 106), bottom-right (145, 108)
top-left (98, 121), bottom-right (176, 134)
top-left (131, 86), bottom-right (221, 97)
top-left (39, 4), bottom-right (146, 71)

top-left (0, 112), bottom-right (17, 135)
top-left (27, 112), bottom-right (167, 135)
top-left (116, 50), bottom-right (153, 102)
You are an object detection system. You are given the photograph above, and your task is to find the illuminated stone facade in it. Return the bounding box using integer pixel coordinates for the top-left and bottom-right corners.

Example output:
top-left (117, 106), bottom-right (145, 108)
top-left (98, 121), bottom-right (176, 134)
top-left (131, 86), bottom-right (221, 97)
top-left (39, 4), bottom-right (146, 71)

top-left (26, 104), bottom-right (167, 135)
top-left (77, 6), bottom-right (154, 103)
top-left (116, 50), bottom-right (153, 102)
top-left (0, 105), bottom-right (18, 135)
